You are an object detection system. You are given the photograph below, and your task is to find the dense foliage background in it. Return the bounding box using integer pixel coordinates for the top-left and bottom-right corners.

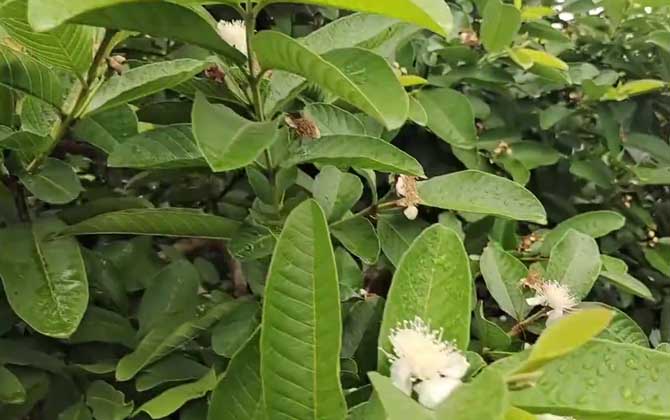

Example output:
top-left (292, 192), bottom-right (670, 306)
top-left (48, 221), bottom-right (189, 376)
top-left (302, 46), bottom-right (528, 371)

top-left (0, 0), bottom-right (670, 419)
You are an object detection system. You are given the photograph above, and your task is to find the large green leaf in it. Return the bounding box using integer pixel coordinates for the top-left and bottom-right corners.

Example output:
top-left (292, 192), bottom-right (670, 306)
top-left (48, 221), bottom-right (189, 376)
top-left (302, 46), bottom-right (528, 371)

top-left (108, 125), bottom-right (205, 169)
top-left (209, 331), bottom-right (264, 420)
top-left (263, 13), bottom-right (404, 115)
top-left (0, 0), bottom-right (94, 77)
top-left (86, 381), bottom-right (133, 420)
top-left (254, 31), bottom-right (408, 129)
top-left (116, 299), bottom-right (239, 381)
top-left (19, 158), bottom-right (83, 205)
top-left (434, 369), bottom-right (508, 419)
top-left (0, 218), bottom-right (88, 338)
top-left (415, 88), bottom-right (477, 148)
top-left (379, 225), bottom-right (472, 372)
top-left (135, 354), bottom-right (208, 392)
top-left (259, 0), bottom-right (452, 36)
top-left (480, 243), bottom-right (531, 320)
top-left (0, 46), bottom-right (64, 107)
top-left (541, 211), bottom-right (626, 254)
top-left (481, 0), bottom-right (521, 52)
top-left (136, 370), bottom-right (217, 419)
top-left (211, 300), bottom-right (260, 358)
top-left (417, 170), bottom-right (547, 224)
top-left (600, 271), bottom-right (654, 301)
top-left (69, 306), bottom-right (136, 348)
top-left (72, 105), bottom-right (138, 154)
top-left (516, 308), bottom-right (613, 374)
top-left (261, 200), bottom-right (346, 420)
top-left (192, 93), bottom-right (280, 172)
top-left (59, 208), bottom-right (240, 239)
top-left (0, 366), bottom-right (25, 404)
top-left (284, 135), bottom-right (424, 176)
top-left (313, 165), bottom-right (363, 222)
top-left (304, 103), bottom-right (366, 136)
top-left (585, 303), bottom-right (649, 347)
top-left (27, 0), bottom-right (245, 61)
top-left (331, 216), bottom-right (380, 265)
top-left (545, 229), bottom-right (602, 300)
top-left (512, 339), bottom-right (670, 419)
top-left (85, 59), bottom-right (207, 115)
top-left (377, 214), bottom-right (428, 267)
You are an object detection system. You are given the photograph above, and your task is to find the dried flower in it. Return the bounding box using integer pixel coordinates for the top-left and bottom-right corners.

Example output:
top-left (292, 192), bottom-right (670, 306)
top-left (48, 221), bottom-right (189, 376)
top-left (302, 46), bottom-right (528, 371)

top-left (217, 20), bottom-right (248, 56)
top-left (204, 65), bottom-right (225, 83)
top-left (395, 175), bottom-right (421, 220)
top-left (459, 29), bottom-right (480, 47)
top-left (493, 141), bottom-right (513, 157)
top-left (386, 317), bottom-right (469, 409)
top-left (285, 115), bottom-right (321, 139)
top-left (107, 55), bottom-right (127, 74)
top-left (525, 280), bottom-right (578, 325)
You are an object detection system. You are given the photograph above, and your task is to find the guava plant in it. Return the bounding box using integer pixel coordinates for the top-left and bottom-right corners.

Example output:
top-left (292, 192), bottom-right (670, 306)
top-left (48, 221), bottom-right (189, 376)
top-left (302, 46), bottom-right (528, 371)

top-left (0, 0), bottom-right (669, 419)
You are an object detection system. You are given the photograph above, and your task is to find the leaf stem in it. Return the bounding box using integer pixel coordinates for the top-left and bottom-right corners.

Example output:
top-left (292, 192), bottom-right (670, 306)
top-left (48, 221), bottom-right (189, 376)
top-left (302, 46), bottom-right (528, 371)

top-left (508, 308), bottom-right (549, 337)
top-left (26, 30), bottom-right (117, 172)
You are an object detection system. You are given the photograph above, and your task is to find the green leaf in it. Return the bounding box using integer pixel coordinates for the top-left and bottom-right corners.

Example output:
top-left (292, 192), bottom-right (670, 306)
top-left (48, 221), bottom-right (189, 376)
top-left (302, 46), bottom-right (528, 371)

top-left (85, 381), bottom-right (133, 420)
top-left (539, 105), bottom-right (574, 130)
top-left (545, 229), bottom-right (602, 300)
top-left (379, 225), bottom-right (472, 372)
top-left (259, 0), bottom-right (453, 36)
top-left (0, 218), bottom-right (88, 338)
top-left (584, 303), bottom-right (650, 347)
top-left (69, 306), bottom-right (136, 348)
top-left (541, 211), bottom-right (625, 255)
top-left (331, 216), bottom-right (380, 265)
top-left (136, 370), bottom-right (217, 419)
top-left (84, 59), bottom-right (207, 115)
top-left (509, 47), bottom-right (568, 71)
top-left (633, 166), bottom-right (670, 185)
top-left (72, 105), bottom-right (138, 154)
top-left (510, 142), bottom-right (561, 169)
top-left (601, 79), bottom-right (666, 101)
top-left (368, 373), bottom-right (433, 420)
top-left (108, 125), bottom-right (205, 169)
top-left (377, 214), bottom-right (428, 266)
top-left (0, 0), bottom-right (94, 76)
top-left (263, 13), bottom-right (404, 115)
top-left (284, 135), bottom-right (424, 176)
top-left (137, 259), bottom-right (200, 336)
top-left (434, 369), bottom-right (508, 419)
top-left (209, 331), bottom-right (264, 420)
top-left (481, 0), bottom-right (521, 53)
top-left (415, 88), bottom-right (477, 148)
top-left (601, 271), bottom-right (654, 301)
top-left (417, 170), bottom-right (547, 224)
top-left (212, 299), bottom-right (260, 358)
top-left (59, 208), bottom-right (241, 239)
top-left (480, 244), bottom-right (531, 320)
top-left (58, 401), bottom-right (92, 420)
top-left (27, 0), bottom-right (245, 61)
top-left (304, 103), bottom-right (366, 136)
top-left (644, 244), bottom-right (670, 276)
top-left (116, 299), bottom-right (240, 381)
top-left (408, 96), bottom-right (428, 126)
top-left (261, 200), bottom-right (346, 420)
top-left (473, 302), bottom-right (512, 350)
top-left (0, 366), bottom-right (25, 404)
top-left (0, 338), bottom-right (65, 373)
top-left (512, 339), bottom-right (670, 418)
top-left (254, 31), bottom-right (408, 130)
top-left (515, 308), bottom-right (613, 373)
top-left (19, 158), bottom-right (83, 205)
top-left (135, 354), bottom-right (209, 392)
top-left (0, 46), bottom-right (64, 107)
top-left (313, 165), bottom-right (363, 222)
top-left (192, 93), bottom-right (280, 172)
top-left (625, 133), bottom-right (670, 164)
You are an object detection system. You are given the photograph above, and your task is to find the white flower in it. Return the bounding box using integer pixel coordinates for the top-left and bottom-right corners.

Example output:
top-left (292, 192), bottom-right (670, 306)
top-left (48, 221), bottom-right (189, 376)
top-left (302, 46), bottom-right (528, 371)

top-left (415, 377), bottom-right (462, 409)
top-left (537, 415), bottom-right (575, 420)
top-left (526, 281), bottom-right (577, 325)
top-left (403, 205), bottom-right (419, 220)
top-left (386, 317), bottom-right (469, 409)
top-left (217, 20), bottom-right (248, 56)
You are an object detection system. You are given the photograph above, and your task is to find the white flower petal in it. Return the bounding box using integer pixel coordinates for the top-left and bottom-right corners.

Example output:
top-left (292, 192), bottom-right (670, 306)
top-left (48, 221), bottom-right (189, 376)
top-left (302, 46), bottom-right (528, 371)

top-left (546, 308), bottom-right (565, 325)
top-left (415, 377), bottom-right (462, 409)
top-left (537, 415), bottom-right (575, 420)
top-left (440, 352), bottom-right (469, 379)
top-left (526, 295), bottom-right (547, 306)
top-left (390, 358), bottom-right (413, 396)
top-left (217, 20), bottom-right (248, 56)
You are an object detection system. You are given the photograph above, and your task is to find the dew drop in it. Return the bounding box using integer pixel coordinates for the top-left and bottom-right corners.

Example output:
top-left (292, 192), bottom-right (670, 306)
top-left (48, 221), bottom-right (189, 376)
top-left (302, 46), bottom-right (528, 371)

top-left (626, 359), bottom-right (638, 370)
top-left (621, 387), bottom-right (633, 399)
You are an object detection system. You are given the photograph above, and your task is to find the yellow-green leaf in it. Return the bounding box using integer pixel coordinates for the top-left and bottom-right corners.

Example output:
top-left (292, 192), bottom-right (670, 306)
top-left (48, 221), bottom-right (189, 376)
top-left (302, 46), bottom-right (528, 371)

top-left (510, 48), bottom-right (568, 71)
